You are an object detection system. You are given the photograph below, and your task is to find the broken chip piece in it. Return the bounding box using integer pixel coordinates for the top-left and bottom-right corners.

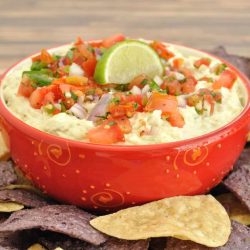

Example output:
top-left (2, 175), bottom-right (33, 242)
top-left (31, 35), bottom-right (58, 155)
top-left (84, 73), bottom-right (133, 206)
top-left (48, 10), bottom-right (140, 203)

top-left (224, 164), bottom-right (250, 211)
top-left (0, 189), bottom-right (53, 208)
top-left (90, 195), bottom-right (231, 247)
top-left (27, 243), bottom-right (47, 250)
top-left (0, 205), bottom-right (108, 246)
top-left (0, 162), bottom-right (17, 188)
top-left (216, 193), bottom-right (250, 226)
top-left (165, 221), bottom-right (250, 250)
top-left (0, 202), bottom-right (24, 212)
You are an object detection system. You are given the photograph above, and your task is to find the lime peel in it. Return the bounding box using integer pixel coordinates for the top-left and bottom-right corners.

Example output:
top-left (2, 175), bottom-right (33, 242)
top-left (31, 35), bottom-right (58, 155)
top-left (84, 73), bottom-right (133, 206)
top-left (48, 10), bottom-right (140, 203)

top-left (94, 40), bottom-right (164, 84)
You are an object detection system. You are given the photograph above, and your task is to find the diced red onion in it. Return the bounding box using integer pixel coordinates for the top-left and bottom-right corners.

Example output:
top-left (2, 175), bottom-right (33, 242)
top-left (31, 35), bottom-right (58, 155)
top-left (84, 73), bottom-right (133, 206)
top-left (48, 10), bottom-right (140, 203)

top-left (77, 95), bottom-right (85, 106)
top-left (153, 76), bottom-right (163, 86)
top-left (58, 58), bottom-right (64, 68)
top-left (174, 72), bottom-right (185, 81)
top-left (87, 93), bottom-right (112, 121)
top-left (69, 63), bottom-right (84, 76)
top-left (177, 95), bottom-right (187, 108)
top-left (142, 84), bottom-right (150, 95)
top-left (131, 86), bottom-right (142, 95)
top-left (69, 103), bottom-right (87, 119)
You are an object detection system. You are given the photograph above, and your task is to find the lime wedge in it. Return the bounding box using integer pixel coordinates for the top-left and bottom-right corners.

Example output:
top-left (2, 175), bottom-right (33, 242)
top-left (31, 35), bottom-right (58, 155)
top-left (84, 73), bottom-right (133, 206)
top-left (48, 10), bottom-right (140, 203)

top-left (94, 40), bottom-right (164, 84)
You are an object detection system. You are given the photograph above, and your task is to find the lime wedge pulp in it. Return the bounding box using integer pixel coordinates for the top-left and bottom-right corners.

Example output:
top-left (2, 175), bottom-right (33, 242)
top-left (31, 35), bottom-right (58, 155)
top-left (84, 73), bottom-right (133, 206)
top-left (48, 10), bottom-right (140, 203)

top-left (94, 40), bottom-right (164, 84)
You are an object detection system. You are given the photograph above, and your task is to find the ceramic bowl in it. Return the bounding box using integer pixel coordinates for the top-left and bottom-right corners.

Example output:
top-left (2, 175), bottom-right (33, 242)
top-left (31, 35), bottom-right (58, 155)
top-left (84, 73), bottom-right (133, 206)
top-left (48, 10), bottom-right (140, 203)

top-left (0, 42), bottom-right (250, 212)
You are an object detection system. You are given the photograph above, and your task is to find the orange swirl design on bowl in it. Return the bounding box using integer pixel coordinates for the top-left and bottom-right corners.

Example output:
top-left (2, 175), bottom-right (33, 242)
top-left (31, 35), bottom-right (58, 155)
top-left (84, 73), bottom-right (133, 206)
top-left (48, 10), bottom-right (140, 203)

top-left (90, 189), bottom-right (125, 208)
top-left (38, 141), bottom-right (71, 166)
top-left (183, 146), bottom-right (208, 166)
top-left (173, 146), bottom-right (209, 171)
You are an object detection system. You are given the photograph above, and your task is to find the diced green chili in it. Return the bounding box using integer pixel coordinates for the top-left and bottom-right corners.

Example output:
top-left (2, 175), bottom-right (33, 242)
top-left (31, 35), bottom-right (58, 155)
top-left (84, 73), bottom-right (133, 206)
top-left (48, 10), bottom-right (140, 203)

top-left (23, 71), bottom-right (55, 87)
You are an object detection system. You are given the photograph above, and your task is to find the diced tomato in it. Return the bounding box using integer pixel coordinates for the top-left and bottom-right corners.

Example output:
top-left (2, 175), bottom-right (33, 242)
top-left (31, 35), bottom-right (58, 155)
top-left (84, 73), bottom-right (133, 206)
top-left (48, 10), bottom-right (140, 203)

top-left (181, 76), bottom-right (197, 94)
top-left (102, 34), bottom-right (125, 48)
top-left (151, 42), bottom-right (175, 60)
top-left (144, 92), bottom-right (178, 115)
top-left (32, 49), bottom-right (53, 64)
top-left (77, 44), bottom-right (94, 60)
top-left (82, 57), bottom-right (97, 77)
top-left (18, 75), bottom-right (35, 97)
top-left (172, 58), bottom-right (184, 70)
top-left (108, 103), bottom-right (136, 118)
top-left (87, 120), bottom-right (124, 144)
top-left (29, 85), bottom-right (61, 109)
top-left (63, 56), bottom-right (71, 65)
top-left (180, 68), bottom-right (194, 78)
top-left (194, 58), bottom-right (211, 69)
top-left (168, 112), bottom-right (185, 128)
top-left (213, 69), bottom-right (237, 89)
top-left (40, 49), bottom-right (54, 64)
top-left (128, 74), bottom-right (149, 90)
top-left (162, 80), bottom-right (181, 95)
top-left (74, 37), bottom-right (84, 46)
top-left (113, 116), bottom-right (132, 134)
top-left (89, 40), bottom-right (103, 48)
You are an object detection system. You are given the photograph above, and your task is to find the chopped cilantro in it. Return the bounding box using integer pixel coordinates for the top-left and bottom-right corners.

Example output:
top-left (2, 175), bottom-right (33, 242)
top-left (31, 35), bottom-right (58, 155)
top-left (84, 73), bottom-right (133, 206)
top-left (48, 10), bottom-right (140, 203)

top-left (111, 97), bottom-right (120, 104)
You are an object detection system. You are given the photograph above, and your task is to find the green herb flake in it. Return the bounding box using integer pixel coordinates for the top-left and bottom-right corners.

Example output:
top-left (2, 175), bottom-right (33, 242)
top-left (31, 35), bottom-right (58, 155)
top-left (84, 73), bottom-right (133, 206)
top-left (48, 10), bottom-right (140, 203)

top-left (140, 79), bottom-right (148, 86)
top-left (133, 103), bottom-right (139, 109)
top-left (71, 91), bottom-right (78, 101)
top-left (111, 97), bottom-right (120, 104)
top-left (149, 80), bottom-right (160, 91)
top-left (215, 63), bottom-right (227, 75)
top-left (108, 121), bottom-right (116, 126)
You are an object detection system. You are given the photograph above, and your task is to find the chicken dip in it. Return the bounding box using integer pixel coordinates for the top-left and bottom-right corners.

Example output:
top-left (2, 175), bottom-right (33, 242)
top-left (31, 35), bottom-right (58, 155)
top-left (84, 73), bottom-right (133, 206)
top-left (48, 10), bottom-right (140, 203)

top-left (1, 35), bottom-right (247, 145)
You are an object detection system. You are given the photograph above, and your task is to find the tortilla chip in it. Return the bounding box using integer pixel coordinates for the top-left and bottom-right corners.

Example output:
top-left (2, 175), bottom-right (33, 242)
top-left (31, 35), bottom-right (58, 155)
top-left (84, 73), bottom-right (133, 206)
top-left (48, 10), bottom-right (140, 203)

top-left (0, 132), bottom-right (10, 161)
top-left (0, 162), bottom-right (17, 188)
top-left (0, 189), bottom-right (53, 208)
top-left (216, 193), bottom-right (250, 226)
top-left (224, 164), bottom-right (250, 211)
top-left (0, 202), bottom-right (24, 212)
top-left (0, 230), bottom-right (40, 250)
top-left (27, 243), bottom-right (47, 250)
top-left (0, 205), bottom-right (108, 246)
top-left (90, 195), bottom-right (231, 247)
top-left (165, 221), bottom-right (250, 249)
top-left (25, 230), bottom-right (148, 250)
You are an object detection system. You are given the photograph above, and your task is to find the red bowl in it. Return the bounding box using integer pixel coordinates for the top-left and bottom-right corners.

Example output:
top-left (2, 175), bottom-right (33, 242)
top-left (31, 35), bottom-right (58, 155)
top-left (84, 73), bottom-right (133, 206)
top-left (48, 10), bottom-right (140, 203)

top-left (0, 43), bottom-right (250, 212)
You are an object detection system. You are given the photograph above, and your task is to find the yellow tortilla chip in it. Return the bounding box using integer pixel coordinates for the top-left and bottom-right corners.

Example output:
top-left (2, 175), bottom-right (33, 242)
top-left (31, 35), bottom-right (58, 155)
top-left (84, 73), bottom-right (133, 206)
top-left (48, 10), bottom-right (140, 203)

top-left (1, 184), bottom-right (45, 197)
top-left (216, 193), bottom-right (250, 226)
top-left (27, 243), bottom-right (47, 250)
top-left (0, 132), bottom-right (10, 161)
top-left (90, 195), bottom-right (231, 247)
top-left (0, 201), bottom-right (24, 212)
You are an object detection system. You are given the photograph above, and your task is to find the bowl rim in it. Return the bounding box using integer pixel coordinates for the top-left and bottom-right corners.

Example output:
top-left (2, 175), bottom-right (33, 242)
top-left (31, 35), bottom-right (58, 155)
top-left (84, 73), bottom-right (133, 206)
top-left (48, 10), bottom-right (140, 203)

top-left (0, 40), bottom-right (250, 151)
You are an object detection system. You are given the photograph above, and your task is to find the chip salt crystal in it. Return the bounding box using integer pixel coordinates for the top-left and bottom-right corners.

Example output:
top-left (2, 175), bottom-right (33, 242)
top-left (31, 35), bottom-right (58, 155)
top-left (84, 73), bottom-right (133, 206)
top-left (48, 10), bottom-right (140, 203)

top-left (90, 195), bottom-right (231, 247)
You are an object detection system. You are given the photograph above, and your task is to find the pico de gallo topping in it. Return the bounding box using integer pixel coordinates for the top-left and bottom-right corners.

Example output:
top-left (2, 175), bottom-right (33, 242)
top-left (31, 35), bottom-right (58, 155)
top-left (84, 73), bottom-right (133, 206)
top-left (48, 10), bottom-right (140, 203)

top-left (17, 35), bottom-right (238, 144)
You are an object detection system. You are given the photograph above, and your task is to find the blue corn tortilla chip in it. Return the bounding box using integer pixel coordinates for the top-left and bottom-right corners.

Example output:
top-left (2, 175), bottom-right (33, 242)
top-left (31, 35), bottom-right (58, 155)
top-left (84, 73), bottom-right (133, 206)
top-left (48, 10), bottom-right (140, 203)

top-left (0, 162), bottom-right (17, 188)
top-left (0, 205), bottom-right (107, 246)
top-left (165, 221), bottom-right (250, 250)
top-left (0, 189), bottom-right (53, 208)
top-left (224, 164), bottom-right (250, 211)
top-left (37, 231), bottom-right (149, 250)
